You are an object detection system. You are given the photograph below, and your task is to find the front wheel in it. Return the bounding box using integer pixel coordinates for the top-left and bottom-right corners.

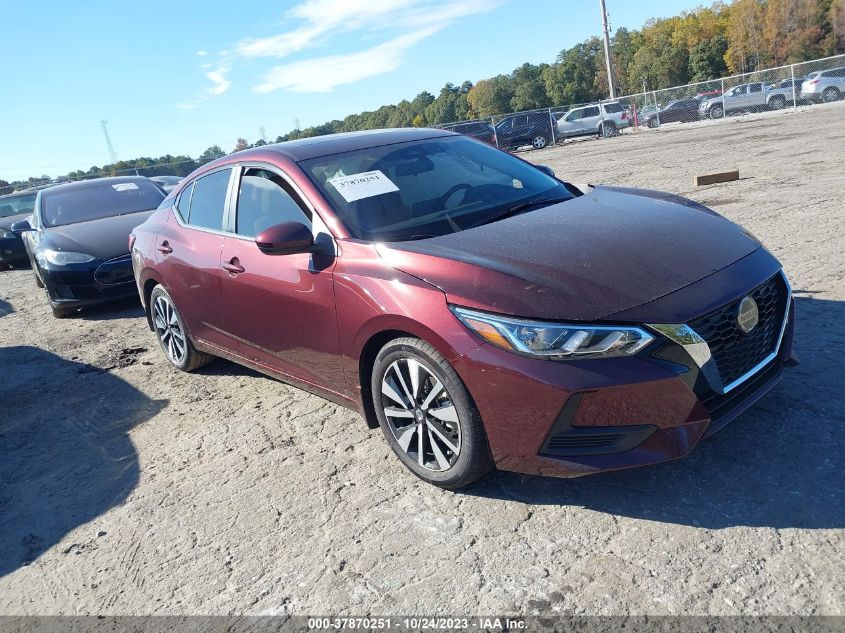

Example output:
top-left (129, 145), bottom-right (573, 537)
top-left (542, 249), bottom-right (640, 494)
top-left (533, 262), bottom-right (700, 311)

top-left (709, 105), bottom-right (724, 119)
top-left (647, 117), bottom-right (660, 129)
top-left (371, 337), bottom-right (493, 489)
top-left (150, 285), bottom-right (213, 372)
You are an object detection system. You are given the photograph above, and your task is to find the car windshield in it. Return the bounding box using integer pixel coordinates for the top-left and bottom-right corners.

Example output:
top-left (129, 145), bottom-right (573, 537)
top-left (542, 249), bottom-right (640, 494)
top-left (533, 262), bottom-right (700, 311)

top-left (0, 192), bottom-right (37, 218)
top-left (42, 180), bottom-right (165, 227)
top-left (301, 136), bottom-right (573, 241)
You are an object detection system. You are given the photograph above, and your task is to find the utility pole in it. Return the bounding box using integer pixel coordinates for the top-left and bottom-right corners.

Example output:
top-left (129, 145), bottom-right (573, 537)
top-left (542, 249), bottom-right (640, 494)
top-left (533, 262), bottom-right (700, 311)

top-left (259, 126), bottom-right (267, 143)
top-left (100, 120), bottom-right (118, 164)
top-left (599, 0), bottom-right (617, 99)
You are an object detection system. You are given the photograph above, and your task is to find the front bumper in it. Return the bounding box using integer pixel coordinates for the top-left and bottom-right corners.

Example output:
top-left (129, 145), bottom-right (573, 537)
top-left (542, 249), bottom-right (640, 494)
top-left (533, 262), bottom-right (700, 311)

top-left (41, 254), bottom-right (139, 309)
top-left (452, 276), bottom-right (796, 478)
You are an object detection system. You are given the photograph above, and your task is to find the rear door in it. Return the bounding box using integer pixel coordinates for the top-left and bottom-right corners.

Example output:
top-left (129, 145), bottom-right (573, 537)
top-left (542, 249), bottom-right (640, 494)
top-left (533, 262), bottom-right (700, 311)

top-left (748, 82), bottom-right (765, 108)
top-left (154, 167), bottom-right (236, 351)
top-left (219, 164), bottom-right (343, 387)
top-left (580, 105), bottom-right (601, 133)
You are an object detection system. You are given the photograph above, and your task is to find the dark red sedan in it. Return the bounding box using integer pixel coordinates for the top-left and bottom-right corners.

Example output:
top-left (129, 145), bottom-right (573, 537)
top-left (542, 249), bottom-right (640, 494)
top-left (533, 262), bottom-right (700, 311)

top-left (130, 128), bottom-right (796, 489)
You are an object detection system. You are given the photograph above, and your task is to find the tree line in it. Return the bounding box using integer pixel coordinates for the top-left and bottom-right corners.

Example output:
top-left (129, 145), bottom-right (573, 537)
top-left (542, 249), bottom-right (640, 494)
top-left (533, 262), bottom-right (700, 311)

top-left (3, 0), bottom-right (842, 191)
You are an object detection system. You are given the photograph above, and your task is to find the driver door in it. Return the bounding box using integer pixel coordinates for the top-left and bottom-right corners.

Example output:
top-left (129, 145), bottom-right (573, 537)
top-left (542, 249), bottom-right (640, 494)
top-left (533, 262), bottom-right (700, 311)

top-left (219, 164), bottom-right (344, 389)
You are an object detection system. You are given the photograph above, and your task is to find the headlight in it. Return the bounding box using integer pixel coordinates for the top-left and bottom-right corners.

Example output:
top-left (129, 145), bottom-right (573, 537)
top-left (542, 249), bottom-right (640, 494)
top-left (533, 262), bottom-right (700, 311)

top-left (450, 306), bottom-right (655, 360)
top-left (39, 249), bottom-right (96, 265)
top-left (1, 230), bottom-right (14, 239)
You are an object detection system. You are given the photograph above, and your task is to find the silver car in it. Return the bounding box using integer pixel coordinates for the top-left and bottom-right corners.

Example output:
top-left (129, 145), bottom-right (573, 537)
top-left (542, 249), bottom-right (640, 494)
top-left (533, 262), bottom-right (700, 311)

top-left (556, 102), bottom-right (631, 139)
top-left (800, 67), bottom-right (845, 103)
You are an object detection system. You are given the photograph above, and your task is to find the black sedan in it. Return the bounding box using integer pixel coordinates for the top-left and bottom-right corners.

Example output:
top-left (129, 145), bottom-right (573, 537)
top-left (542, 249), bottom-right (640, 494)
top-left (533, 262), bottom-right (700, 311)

top-left (11, 176), bottom-right (165, 317)
top-left (644, 99), bottom-right (701, 128)
top-left (0, 190), bottom-right (38, 269)
top-left (494, 111), bottom-right (555, 150)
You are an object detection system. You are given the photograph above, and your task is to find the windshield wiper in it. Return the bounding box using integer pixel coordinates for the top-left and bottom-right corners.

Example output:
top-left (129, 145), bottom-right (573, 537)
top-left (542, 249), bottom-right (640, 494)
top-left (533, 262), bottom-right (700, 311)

top-left (467, 196), bottom-right (571, 229)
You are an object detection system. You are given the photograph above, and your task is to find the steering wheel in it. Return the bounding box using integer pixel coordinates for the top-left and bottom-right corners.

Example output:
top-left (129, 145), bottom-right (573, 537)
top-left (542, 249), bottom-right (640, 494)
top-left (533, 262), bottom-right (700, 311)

top-left (440, 183), bottom-right (476, 209)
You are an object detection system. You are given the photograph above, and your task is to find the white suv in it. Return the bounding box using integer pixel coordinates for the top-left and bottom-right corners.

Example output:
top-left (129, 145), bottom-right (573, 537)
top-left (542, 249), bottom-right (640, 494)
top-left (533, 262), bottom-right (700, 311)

top-left (556, 102), bottom-right (631, 139)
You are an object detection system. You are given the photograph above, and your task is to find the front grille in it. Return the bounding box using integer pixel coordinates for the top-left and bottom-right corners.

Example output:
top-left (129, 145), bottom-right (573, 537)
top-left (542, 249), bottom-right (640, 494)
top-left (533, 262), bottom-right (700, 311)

top-left (688, 273), bottom-right (788, 387)
top-left (94, 254), bottom-right (134, 285)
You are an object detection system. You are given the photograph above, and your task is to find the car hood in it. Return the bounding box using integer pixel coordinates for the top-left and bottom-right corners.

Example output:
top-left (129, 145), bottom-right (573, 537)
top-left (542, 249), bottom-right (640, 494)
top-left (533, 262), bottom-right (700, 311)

top-left (0, 213), bottom-right (29, 232)
top-left (377, 186), bottom-right (760, 321)
top-left (43, 211), bottom-right (155, 260)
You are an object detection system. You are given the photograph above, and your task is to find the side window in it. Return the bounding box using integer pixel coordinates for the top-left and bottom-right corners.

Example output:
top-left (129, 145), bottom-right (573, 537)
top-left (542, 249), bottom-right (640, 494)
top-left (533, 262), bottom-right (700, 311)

top-left (829, 68), bottom-right (845, 77)
top-left (734, 85), bottom-right (748, 95)
top-left (187, 169), bottom-right (231, 231)
top-left (564, 109), bottom-right (581, 121)
top-left (583, 106), bottom-right (600, 117)
top-left (236, 168), bottom-right (312, 238)
top-left (604, 102), bottom-right (623, 113)
top-left (175, 182), bottom-right (193, 218)
top-left (750, 83), bottom-right (762, 93)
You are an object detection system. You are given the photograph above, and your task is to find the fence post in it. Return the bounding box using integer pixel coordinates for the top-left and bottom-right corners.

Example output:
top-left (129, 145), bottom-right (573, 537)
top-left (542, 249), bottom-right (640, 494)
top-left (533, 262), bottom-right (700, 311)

top-left (653, 91), bottom-right (660, 127)
top-left (720, 78), bottom-right (726, 120)
top-left (790, 64), bottom-right (798, 112)
top-left (548, 108), bottom-right (556, 146)
top-left (491, 117), bottom-right (499, 148)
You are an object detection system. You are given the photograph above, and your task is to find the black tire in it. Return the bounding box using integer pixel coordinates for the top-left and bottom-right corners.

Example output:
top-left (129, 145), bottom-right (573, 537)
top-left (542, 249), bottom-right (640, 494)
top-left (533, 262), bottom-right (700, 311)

top-left (647, 117), bottom-right (660, 129)
top-left (709, 105), bottom-right (724, 119)
top-left (50, 305), bottom-right (79, 319)
top-left (768, 96), bottom-right (786, 110)
top-left (531, 134), bottom-right (549, 150)
top-left (371, 337), bottom-right (494, 489)
top-left (822, 87), bottom-right (841, 103)
top-left (150, 285), bottom-right (213, 372)
top-left (599, 121), bottom-right (617, 137)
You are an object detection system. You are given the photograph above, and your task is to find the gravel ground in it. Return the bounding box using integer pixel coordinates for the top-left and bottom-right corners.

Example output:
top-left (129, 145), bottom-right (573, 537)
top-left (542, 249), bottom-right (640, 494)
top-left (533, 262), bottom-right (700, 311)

top-left (1, 103), bottom-right (843, 616)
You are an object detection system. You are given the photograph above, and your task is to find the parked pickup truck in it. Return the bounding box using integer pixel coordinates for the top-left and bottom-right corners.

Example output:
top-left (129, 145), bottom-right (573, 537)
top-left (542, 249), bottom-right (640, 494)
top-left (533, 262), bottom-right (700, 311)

top-left (698, 82), bottom-right (796, 119)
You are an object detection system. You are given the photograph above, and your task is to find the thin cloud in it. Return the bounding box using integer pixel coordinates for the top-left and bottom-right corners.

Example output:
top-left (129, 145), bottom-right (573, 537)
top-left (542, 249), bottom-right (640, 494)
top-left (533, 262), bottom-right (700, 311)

top-left (181, 0), bottom-right (501, 106)
top-left (254, 28), bottom-right (437, 93)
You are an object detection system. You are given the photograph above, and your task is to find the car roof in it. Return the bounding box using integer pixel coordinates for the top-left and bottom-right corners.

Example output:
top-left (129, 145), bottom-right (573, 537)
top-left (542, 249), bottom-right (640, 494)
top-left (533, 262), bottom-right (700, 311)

top-left (39, 175), bottom-right (154, 196)
top-left (230, 128), bottom-right (457, 163)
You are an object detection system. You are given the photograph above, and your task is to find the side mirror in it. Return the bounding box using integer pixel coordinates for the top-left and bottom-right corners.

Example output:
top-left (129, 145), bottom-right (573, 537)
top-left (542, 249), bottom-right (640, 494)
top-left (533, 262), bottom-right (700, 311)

top-left (10, 219), bottom-right (34, 235)
top-left (255, 221), bottom-right (314, 255)
top-left (536, 165), bottom-right (556, 178)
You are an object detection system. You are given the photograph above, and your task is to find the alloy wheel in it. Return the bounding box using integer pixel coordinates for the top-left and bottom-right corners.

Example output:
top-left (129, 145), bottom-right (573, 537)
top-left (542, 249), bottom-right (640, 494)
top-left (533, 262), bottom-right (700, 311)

top-left (153, 294), bottom-right (187, 364)
top-left (822, 87), bottom-right (840, 103)
top-left (532, 135), bottom-right (547, 149)
top-left (710, 106), bottom-right (723, 119)
top-left (380, 357), bottom-right (461, 472)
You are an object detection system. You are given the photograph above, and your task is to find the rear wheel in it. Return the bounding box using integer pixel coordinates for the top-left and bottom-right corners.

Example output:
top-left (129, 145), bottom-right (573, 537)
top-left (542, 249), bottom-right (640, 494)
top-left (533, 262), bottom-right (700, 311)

top-left (768, 95), bottom-right (786, 110)
top-left (822, 87), bottom-right (841, 103)
top-left (150, 285), bottom-right (213, 372)
top-left (531, 134), bottom-right (548, 150)
top-left (371, 337), bottom-right (493, 489)
top-left (599, 121), bottom-right (617, 137)
top-left (647, 117), bottom-right (660, 129)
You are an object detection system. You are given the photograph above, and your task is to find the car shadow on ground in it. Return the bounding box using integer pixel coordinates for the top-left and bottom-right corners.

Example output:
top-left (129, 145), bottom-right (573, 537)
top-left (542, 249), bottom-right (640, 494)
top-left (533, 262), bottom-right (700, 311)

top-left (465, 295), bottom-right (844, 530)
top-left (0, 346), bottom-right (166, 578)
top-left (78, 296), bottom-right (145, 321)
top-left (0, 298), bottom-right (12, 317)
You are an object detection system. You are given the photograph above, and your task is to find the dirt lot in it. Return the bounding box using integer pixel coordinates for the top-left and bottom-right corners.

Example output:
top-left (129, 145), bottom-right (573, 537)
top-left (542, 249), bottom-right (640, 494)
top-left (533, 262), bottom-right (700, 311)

top-left (1, 103), bottom-right (843, 616)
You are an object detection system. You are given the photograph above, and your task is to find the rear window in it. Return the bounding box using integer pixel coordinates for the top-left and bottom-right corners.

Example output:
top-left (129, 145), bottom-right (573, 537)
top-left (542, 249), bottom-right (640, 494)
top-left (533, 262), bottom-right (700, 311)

top-left (0, 192), bottom-right (36, 218)
top-left (42, 180), bottom-right (165, 227)
top-left (604, 102), bottom-right (624, 113)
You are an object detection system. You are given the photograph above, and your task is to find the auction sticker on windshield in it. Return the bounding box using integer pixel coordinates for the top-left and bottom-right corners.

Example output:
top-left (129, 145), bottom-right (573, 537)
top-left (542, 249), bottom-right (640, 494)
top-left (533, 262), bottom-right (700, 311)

top-left (329, 170), bottom-right (399, 202)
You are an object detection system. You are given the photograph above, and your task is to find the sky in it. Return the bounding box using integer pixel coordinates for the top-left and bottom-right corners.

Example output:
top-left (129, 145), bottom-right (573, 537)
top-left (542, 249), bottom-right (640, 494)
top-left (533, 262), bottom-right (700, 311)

top-left (0, 0), bottom-right (705, 182)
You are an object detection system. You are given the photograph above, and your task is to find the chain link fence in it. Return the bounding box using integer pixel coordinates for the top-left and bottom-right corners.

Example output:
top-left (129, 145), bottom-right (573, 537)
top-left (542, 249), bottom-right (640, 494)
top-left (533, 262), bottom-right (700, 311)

top-left (0, 160), bottom-right (200, 199)
top-left (438, 53), bottom-right (845, 151)
top-left (3, 53), bottom-right (845, 201)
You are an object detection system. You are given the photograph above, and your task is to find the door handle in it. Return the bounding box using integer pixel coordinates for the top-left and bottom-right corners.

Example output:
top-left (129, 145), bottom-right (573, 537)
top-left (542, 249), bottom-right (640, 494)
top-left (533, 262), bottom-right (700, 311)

top-left (157, 241), bottom-right (173, 254)
top-left (223, 258), bottom-right (245, 274)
